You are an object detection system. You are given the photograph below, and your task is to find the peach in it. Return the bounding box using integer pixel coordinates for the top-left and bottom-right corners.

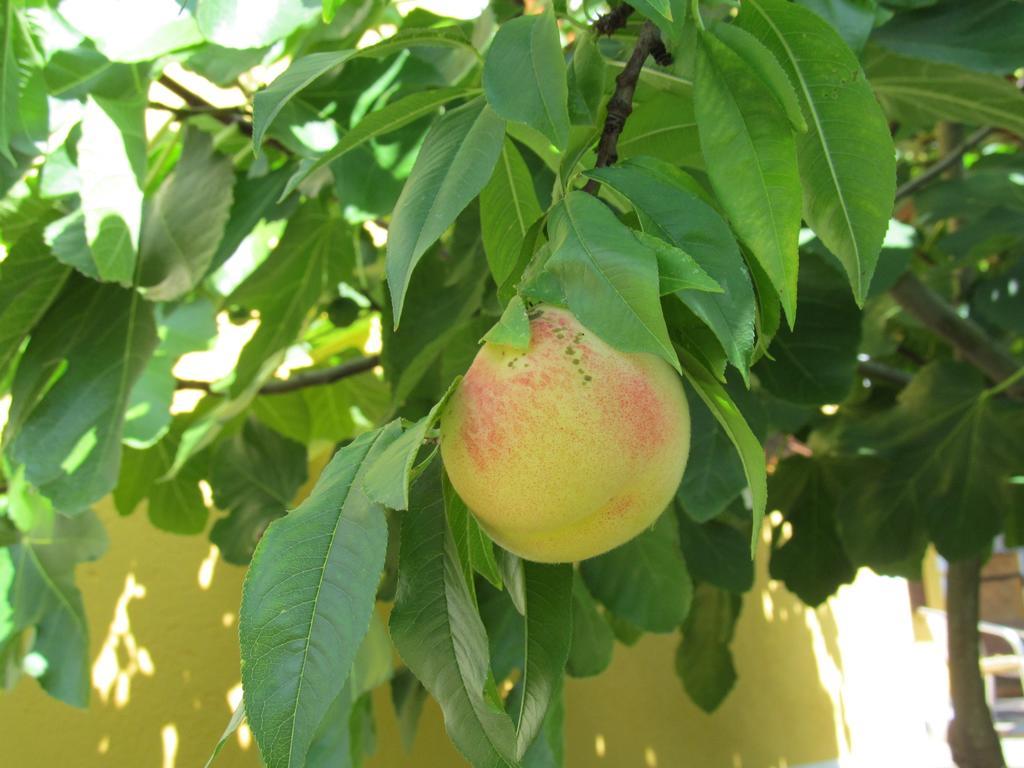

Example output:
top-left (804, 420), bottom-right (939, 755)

top-left (439, 305), bottom-right (690, 562)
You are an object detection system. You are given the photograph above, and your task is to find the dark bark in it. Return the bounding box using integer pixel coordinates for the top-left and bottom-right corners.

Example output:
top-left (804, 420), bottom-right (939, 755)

top-left (176, 355), bottom-right (381, 395)
top-left (947, 556), bottom-right (1006, 768)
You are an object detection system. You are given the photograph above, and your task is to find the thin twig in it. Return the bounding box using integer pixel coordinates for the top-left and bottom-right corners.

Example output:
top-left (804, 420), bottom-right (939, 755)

top-left (895, 126), bottom-right (994, 201)
top-left (857, 360), bottom-right (913, 388)
top-left (583, 20), bottom-right (667, 195)
top-left (176, 355), bottom-right (381, 396)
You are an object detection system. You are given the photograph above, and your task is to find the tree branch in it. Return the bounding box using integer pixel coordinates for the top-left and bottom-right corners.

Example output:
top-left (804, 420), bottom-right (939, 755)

top-left (856, 360), bottom-right (913, 388)
top-left (895, 126), bottom-right (994, 202)
top-left (889, 273), bottom-right (1023, 397)
top-left (583, 20), bottom-right (669, 196)
top-left (176, 355), bottom-right (381, 396)
top-left (593, 3), bottom-right (634, 36)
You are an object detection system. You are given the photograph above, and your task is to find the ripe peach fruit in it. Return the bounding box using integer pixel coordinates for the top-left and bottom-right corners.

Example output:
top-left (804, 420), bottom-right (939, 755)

top-left (440, 305), bottom-right (690, 562)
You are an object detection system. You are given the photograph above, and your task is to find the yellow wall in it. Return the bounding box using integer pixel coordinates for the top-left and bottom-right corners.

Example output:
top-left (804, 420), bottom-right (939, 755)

top-left (0, 499), bottom-right (929, 768)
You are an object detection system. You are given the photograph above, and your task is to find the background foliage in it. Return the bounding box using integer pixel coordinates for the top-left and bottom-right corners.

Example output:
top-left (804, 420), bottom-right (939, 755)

top-left (0, 0), bottom-right (1022, 766)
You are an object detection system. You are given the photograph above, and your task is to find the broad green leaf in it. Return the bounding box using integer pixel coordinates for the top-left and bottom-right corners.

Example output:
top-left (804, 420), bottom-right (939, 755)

top-left (209, 165), bottom-right (293, 273)
top-left (390, 460), bottom-right (518, 768)
top-left (587, 159), bottom-right (756, 377)
top-left (252, 29), bottom-right (479, 152)
top-left (872, 0), bottom-right (1024, 75)
top-left (391, 668), bottom-right (428, 752)
top-left (676, 584), bottom-right (741, 713)
top-left (363, 379), bottom-right (458, 510)
top-left (6, 276), bottom-right (157, 509)
top-left (204, 702), bottom-right (246, 768)
top-left (515, 561), bottom-right (572, 759)
top-left (480, 138), bottom-right (543, 286)
top-left (139, 128), bottom-right (234, 301)
top-left (677, 387), bottom-right (747, 523)
top-left (675, 502), bottom-right (754, 594)
top-left (520, 677), bottom-right (565, 768)
top-left (240, 429), bottom-right (389, 768)
top-left (43, 209), bottom-right (98, 280)
top-left (546, 191), bottom-right (679, 372)
top-left (567, 33), bottom-right (606, 126)
top-left (795, 0), bottom-right (877, 53)
top-left (59, 0), bottom-right (202, 61)
top-left (0, 229), bottom-right (70, 377)
top-left (195, 0), bottom-right (319, 49)
top-left (483, 10), bottom-right (569, 149)
top-left (77, 95), bottom-right (146, 285)
top-left (680, 350), bottom-right (767, 556)
top-left (43, 46), bottom-right (148, 101)
top-left (768, 456), bottom-right (856, 605)
top-left (580, 513), bottom-right (692, 633)
top-left (482, 295), bottom-right (531, 351)
top-left (566, 573), bottom-right (614, 678)
top-left (631, 231), bottom-right (721, 296)
top-left (443, 473), bottom-right (503, 592)
top-left (712, 23), bottom-right (807, 132)
top-left (305, 682), bottom-right (354, 768)
top-left (738, 0), bottom-right (896, 305)
top-left (0, 0), bottom-right (26, 163)
top-left (228, 199), bottom-right (351, 396)
top-left (831, 362), bottom-right (1024, 560)
top-left (864, 45), bottom-right (1024, 136)
top-left (283, 87), bottom-right (477, 199)
top-left (754, 253), bottom-right (861, 405)
top-left (209, 419), bottom-right (308, 565)
top-left (387, 98), bottom-right (505, 327)
top-left (617, 94), bottom-right (701, 169)
top-left (0, 509), bottom-right (107, 707)
top-left (696, 28), bottom-right (802, 319)
top-left (115, 426), bottom-right (209, 535)
top-left (501, 550), bottom-right (527, 616)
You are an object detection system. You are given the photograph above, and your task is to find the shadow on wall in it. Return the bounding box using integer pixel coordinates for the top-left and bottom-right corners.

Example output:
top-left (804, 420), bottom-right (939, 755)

top-left (1, 497), bottom-right (926, 768)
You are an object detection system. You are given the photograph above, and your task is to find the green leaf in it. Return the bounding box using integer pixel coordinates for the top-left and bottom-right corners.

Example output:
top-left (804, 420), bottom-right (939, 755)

top-left (6, 276), bottom-right (157, 509)
top-left (283, 87), bottom-right (477, 199)
top-left (138, 128), bottom-right (234, 301)
top-left (631, 231), bottom-right (721, 296)
top-left (305, 682), bottom-right (354, 768)
top-left (228, 199), bottom-right (350, 397)
top-left (677, 387), bottom-right (747, 523)
top-left (443, 472), bottom-right (503, 591)
top-left (587, 159), bottom-right (756, 377)
top-left (483, 10), bottom-right (569, 150)
top-left (617, 94), bottom-right (701, 169)
top-left (209, 165), bottom-right (293, 273)
top-left (43, 46), bottom-right (148, 101)
top-left (59, 0), bottom-right (202, 62)
top-left (831, 362), bottom-right (1024, 560)
top-left (796, 0), bottom-right (877, 53)
top-left (363, 380), bottom-right (458, 510)
top-left (77, 95), bottom-right (146, 285)
top-left (387, 98), bottom-right (505, 327)
top-left (580, 513), bottom-right (692, 633)
top-left (515, 561), bottom-right (572, 759)
top-left (0, 0), bottom-right (23, 163)
top-left (675, 502), bottom-right (754, 593)
top-left (864, 45), bottom-right (1024, 136)
top-left (738, 0), bottom-right (896, 305)
top-left (695, 31), bottom-right (800, 321)
top-left (204, 701), bottom-right (246, 768)
top-left (520, 677), bottom-right (565, 768)
top-left (252, 29), bottom-right (479, 152)
top-left (567, 33), bottom-right (606, 126)
top-left (675, 584), bottom-right (740, 713)
top-left (754, 253), bottom-right (861, 405)
top-left (546, 191), bottom-right (679, 372)
top-left (872, 0), bottom-right (1024, 75)
top-left (480, 138), bottom-right (543, 287)
top-left (712, 23), bottom-right (807, 132)
top-left (566, 573), bottom-right (614, 678)
top-left (195, 0), bottom-right (319, 49)
top-left (0, 229), bottom-right (70, 377)
top-left (768, 456), bottom-right (856, 605)
top-left (680, 350), bottom-right (767, 556)
top-left (390, 460), bottom-right (518, 768)
top-left (240, 429), bottom-right (389, 768)
top-left (0, 509), bottom-right (107, 707)
top-left (115, 426), bottom-right (209, 535)
top-left (482, 295), bottom-right (531, 351)
top-left (209, 419), bottom-right (308, 565)
top-left (391, 668), bottom-right (428, 752)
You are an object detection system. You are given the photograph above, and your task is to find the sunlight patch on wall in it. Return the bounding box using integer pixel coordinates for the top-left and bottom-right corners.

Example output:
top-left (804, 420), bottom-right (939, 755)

top-left (198, 545), bottom-right (220, 591)
top-left (92, 573), bottom-right (155, 708)
top-left (594, 733), bottom-right (606, 758)
top-left (97, 735), bottom-right (110, 755)
top-left (644, 746), bottom-right (659, 766)
top-left (804, 608), bottom-right (851, 760)
top-left (161, 723), bottom-right (179, 768)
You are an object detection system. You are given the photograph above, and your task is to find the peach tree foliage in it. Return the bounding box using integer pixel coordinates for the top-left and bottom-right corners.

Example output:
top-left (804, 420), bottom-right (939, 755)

top-left (0, 0), bottom-right (1021, 765)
